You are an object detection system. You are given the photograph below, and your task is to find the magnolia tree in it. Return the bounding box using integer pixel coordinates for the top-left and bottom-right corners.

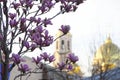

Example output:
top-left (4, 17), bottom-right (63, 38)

top-left (0, 0), bottom-right (84, 80)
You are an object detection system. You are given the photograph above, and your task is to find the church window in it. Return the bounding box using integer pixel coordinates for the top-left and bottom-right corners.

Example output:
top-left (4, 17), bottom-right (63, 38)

top-left (61, 40), bottom-right (64, 49)
top-left (56, 41), bottom-right (58, 49)
top-left (68, 41), bottom-right (70, 50)
top-left (62, 40), bottom-right (64, 45)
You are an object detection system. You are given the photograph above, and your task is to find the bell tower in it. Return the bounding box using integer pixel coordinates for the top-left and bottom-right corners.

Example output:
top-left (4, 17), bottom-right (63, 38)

top-left (53, 30), bottom-right (72, 67)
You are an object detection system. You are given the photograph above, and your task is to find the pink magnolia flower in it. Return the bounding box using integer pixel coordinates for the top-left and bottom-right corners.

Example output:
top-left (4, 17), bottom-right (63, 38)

top-left (18, 64), bottom-right (30, 73)
top-left (22, 40), bottom-right (30, 49)
top-left (11, 54), bottom-right (25, 64)
top-left (32, 56), bottom-right (42, 64)
top-left (57, 62), bottom-right (66, 70)
top-left (48, 55), bottom-right (55, 63)
top-left (59, 25), bottom-right (70, 34)
top-left (67, 53), bottom-right (79, 63)
top-left (40, 52), bottom-right (49, 61)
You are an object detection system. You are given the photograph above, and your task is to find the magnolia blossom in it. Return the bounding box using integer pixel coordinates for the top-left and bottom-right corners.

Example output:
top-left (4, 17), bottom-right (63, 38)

top-left (32, 56), bottom-right (42, 64)
top-left (48, 55), bottom-right (55, 63)
top-left (30, 43), bottom-right (37, 51)
top-left (9, 19), bottom-right (18, 27)
top-left (11, 54), bottom-right (25, 64)
top-left (0, 0), bottom-right (3, 2)
top-left (35, 18), bottom-right (41, 25)
top-left (30, 17), bottom-right (36, 22)
top-left (18, 64), bottom-right (30, 73)
top-left (40, 52), bottom-right (49, 61)
top-left (59, 25), bottom-right (70, 34)
top-left (67, 53), bottom-right (79, 63)
top-left (9, 13), bottom-right (16, 19)
top-left (12, 2), bottom-right (20, 9)
top-left (22, 40), bottom-right (30, 49)
top-left (57, 62), bottom-right (66, 70)
top-left (42, 18), bottom-right (53, 27)
top-left (67, 64), bottom-right (73, 70)
top-left (29, 27), bottom-right (53, 48)
top-left (38, 0), bottom-right (54, 13)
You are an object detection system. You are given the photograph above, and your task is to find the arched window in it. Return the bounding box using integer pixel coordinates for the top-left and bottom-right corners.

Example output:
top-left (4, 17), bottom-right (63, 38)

top-left (56, 41), bottom-right (58, 49)
top-left (61, 40), bottom-right (64, 49)
top-left (68, 41), bottom-right (70, 50)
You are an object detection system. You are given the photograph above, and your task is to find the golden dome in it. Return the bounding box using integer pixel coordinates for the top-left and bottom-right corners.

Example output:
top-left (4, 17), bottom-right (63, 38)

top-left (101, 37), bottom-right (119, 56)
top-left (93, 36), bottom-right (120, 73)
top-left (94, 36), bottom-right (120, 65)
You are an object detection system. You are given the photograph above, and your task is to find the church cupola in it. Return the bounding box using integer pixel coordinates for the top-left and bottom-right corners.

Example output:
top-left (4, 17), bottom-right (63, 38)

top-left (105, 35), bottom-right (112, 44)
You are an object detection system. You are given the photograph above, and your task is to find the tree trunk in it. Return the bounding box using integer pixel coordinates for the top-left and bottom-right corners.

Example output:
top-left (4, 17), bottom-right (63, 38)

top-left (2, 54), bottom-right (9, 80)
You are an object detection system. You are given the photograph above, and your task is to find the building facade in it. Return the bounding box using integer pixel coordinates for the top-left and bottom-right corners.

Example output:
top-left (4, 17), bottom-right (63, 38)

top-left (53, 30), bottom-right (72, 67)
top-left (9, 30), bottom-right (82, 80)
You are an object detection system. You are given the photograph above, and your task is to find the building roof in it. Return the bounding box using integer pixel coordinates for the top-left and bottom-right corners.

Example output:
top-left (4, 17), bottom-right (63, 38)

top-left (56, 30), bottom-right (72, 38)
top-left (98, 36), bottom-right (120, 57)
top-left (93, 36), bottom-right (120, 66)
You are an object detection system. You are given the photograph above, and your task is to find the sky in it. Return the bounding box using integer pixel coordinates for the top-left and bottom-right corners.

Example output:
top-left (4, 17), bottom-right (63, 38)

top-left (25, 0), bottom-right (120, 76)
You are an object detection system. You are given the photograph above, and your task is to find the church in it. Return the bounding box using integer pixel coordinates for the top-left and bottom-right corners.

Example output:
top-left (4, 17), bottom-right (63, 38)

top-left (9, 30), bottom-right (82, 80)
top-left (87, 36), bottom-right (120, 80)
top-left (52, 29), bottom-right (82, 79)
top-left (93, 36), bottom-right (120, 72)
top-left (53, 30), bottom-right (72, 67)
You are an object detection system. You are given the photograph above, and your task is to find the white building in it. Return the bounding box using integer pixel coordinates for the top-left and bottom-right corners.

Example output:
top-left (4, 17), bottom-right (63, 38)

top-left (53, 30), bottom-right (72, 67)
top-left (10, 56), bottom-right (43, 80)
